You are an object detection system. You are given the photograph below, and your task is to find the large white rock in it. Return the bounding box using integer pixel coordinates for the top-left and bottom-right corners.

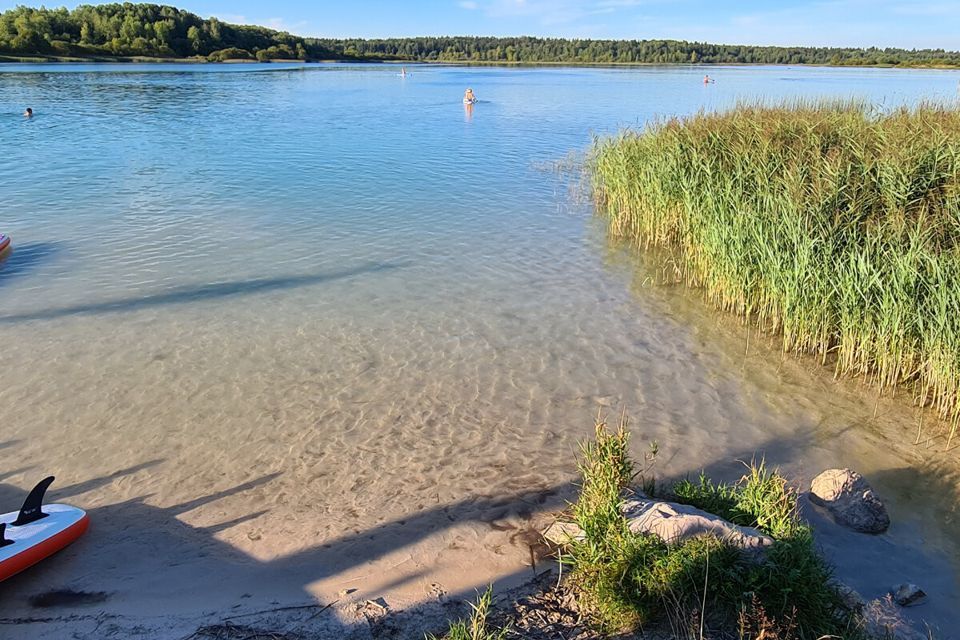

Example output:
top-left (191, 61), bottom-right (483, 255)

top-left (542, 494), bottom-right (774, 555)
top-left (621, 495), bottom-right (774, 552)
top-left (809, 469), bottom-right (890, 534)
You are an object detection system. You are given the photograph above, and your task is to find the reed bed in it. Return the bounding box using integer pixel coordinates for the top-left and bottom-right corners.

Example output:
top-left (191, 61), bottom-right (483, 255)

top-left (592, 101), bottom-right (960, 439)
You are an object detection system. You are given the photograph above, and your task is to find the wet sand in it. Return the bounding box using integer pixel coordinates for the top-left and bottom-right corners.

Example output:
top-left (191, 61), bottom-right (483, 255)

top-left (1, 242), bottom-right (958, 638)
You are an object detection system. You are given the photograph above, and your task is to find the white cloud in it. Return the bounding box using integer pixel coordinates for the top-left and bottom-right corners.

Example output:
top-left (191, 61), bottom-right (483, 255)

top-left (648, 1), bottom-right (959, 49)
top-left (215, 13), bottom-right (309, 35)
top-left (218, 14), bottom-right (249, 25)
top-left (447, 0), bottom-right (956, 48)
top-left (265, 17), bottom-right (310, 33)
top-left (457, 0), bottom-right (662, 23)
top-left (889, 1), bottom-right (958, 17)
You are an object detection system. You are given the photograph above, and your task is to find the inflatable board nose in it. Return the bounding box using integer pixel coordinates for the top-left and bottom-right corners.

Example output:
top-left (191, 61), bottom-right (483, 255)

top-left (0, 477), bottom-right (90, 582)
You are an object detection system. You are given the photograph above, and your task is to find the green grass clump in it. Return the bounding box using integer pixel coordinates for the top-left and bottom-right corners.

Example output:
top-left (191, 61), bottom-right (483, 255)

top-left (572, 417), bottom-right (634, 544)
top-left (567, 420), bottom-right (859, 638)
top-left (674, 460), bottom-right (799, 540)
top-left (672, 473), bottom-right (740, 522)
top-left (426, 586), bottom-right (508, 640)
top-left (672, 466), bottom-right (848, 636)
top-left (592, 101), bottom-right (960, 441)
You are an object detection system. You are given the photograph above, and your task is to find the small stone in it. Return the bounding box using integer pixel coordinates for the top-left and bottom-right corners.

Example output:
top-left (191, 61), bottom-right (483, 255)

top-left (364, 598), bottom-right (388, 613)
top-left (833, 582), bottom-right (865, 612)
top-left (892, 583), bottom-right (926, 607)
top-left (356, 598), bottom-right (390, 624)
top-left (810, 468), bottom-right (890, 534)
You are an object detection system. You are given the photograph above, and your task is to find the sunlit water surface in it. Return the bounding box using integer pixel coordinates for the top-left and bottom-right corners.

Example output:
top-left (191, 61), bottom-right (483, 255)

top-left (1, 63), bottom-right (959, 632)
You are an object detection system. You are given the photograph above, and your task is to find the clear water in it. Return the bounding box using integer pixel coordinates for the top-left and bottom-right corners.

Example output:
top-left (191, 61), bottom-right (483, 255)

top-left (1, 63), bottom-right (959, 632)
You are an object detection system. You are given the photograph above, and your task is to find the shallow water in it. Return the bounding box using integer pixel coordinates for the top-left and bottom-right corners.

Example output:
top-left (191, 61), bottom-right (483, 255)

top-left (1, 63), bottom-right (959, 634)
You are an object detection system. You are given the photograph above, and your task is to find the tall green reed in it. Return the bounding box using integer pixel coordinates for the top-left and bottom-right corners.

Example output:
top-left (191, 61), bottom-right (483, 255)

top-left (592, 101), bottom-right (960, 443)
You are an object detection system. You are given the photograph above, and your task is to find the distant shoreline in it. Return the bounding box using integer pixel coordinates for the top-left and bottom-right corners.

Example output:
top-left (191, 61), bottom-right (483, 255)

top-left (2, 55), bottom-right (958, 71)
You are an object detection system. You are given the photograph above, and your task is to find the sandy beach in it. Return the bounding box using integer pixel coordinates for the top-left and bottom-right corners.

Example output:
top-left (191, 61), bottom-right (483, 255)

top-left (1, 308), bottom-right (958, 638)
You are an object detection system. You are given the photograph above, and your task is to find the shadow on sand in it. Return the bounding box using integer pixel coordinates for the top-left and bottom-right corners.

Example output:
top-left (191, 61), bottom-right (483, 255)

top-left (0, 424), bottom-right (956, 638)
top-left (0, 457), bottom-right (572, 639)
top-left (0, 261), bottom-right (408, 324)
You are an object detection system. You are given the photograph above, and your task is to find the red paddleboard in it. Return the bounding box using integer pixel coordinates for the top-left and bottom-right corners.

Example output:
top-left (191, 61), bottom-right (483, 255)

top-left (0, 234), bottom-right (9, 255)
top-left (0, 477), bottom-right (89, 582)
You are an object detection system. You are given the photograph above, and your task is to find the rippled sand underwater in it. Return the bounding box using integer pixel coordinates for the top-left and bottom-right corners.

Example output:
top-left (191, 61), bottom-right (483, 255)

top-left (0, 63), bottom-right (958, 633)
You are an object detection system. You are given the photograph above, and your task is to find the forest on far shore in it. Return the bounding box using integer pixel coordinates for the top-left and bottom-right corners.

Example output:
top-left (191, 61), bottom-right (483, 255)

top-left (2, 3), bottom-right (959, 67)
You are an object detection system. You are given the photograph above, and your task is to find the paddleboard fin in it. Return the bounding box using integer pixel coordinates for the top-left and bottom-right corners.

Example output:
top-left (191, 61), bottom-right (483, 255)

top-left (13, 476), bottom-right (55, 526)
top-left (0, 523), bottom-right (12, 548)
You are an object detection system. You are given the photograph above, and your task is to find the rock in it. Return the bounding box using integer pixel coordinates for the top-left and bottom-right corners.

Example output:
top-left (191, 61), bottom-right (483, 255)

top-left (356, 597), bottom-right (389, 622)
top-left (809, 468), bottom-right (890, 534)
top-left (832, 581), bottom-right (866, 612)
top-left (892, 583), bottom-right (926, 607)
top-left (621, 495), bottom-right (773, 553)
top-left (428, 582), bottom-right (447, 602)
top-left (542, 521), bottom-right (585, 546)
top-left (542, 496), bottom-right (774, 554)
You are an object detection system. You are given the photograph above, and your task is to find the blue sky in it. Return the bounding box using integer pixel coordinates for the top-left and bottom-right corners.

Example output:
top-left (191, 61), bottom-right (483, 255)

top-left (7, 1), bottom-right (959, 49)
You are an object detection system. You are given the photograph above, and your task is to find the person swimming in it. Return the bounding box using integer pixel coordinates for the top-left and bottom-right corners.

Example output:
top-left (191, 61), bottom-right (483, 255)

top-left (703, 75), bottom-right (714, 84)
top-left (23, 107), bottom-right (33, 117)
top-left (463, 88), bottom-right (477, 104)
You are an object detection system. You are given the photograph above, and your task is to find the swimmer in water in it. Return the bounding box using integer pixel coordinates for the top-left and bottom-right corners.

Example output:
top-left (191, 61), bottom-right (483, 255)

top-left (463, 88), bottom-right (476, 103)
top-left (24, 107), bottom-right (33, 117)
top-left (703, 75), bottom-right (715, 84)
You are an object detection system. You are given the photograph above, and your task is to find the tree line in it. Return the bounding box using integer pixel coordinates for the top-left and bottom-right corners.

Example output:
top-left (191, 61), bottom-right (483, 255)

top-left (319, 36), bottom-right (960, 67)
top-left (0, 4), bottom-right (334, 61)
top-left (2, 4), bottom-right (958, 68)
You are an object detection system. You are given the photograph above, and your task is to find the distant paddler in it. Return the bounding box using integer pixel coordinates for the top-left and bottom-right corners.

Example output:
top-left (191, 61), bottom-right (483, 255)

top-left (463, 88), bottom-right (477, 104)
top-left (703, 75), bottom-right (714, 84)
top-left (400, 67), bottom-right (407, 77)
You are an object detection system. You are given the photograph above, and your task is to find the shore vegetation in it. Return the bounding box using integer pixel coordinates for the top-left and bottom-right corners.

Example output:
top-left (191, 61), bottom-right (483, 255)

top-left (566, 418), bottom-right (856, 638)
top-left (427, 586), bottom-right (508, 640)
top-left (320, 36), bottom-right (960, 68)
top-left (431, 418), bottom-right (864, 639)
top-left (0, 4), bottom-right (330, 61)
top-left (592, 102), bottom-right (960, 439)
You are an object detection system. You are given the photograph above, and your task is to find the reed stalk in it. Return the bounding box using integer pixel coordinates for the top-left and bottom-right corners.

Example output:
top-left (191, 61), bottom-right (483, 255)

top-left (592, 101), bottom-right (960, 441)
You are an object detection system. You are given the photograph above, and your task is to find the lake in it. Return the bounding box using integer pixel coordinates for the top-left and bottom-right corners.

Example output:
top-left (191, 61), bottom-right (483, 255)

top-left (1, 63), bottom-right (958, 635)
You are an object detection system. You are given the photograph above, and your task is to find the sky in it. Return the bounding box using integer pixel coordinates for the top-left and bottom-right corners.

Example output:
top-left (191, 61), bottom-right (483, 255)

top-left (6, 1), bottom-right (960, 49)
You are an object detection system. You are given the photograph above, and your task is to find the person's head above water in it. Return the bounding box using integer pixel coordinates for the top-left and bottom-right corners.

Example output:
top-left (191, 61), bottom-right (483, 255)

top-left (24, 107), bottom-right (32, 117)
